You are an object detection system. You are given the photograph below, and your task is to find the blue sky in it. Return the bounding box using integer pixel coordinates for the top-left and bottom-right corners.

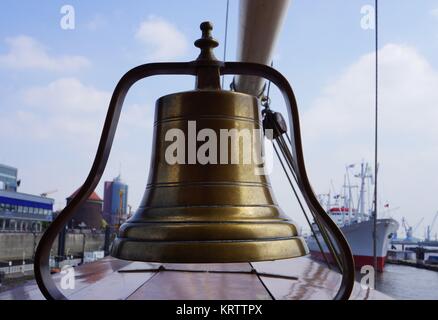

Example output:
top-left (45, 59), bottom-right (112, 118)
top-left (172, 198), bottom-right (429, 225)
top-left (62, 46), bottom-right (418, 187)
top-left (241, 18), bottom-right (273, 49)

top-left (1, 0), bottom-right (438, 237)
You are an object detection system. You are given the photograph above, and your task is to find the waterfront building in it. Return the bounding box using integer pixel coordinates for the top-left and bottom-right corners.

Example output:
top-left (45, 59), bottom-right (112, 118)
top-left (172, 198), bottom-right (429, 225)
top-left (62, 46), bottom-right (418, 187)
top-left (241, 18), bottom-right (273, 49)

top-left (103, 175), bottom-right (128, 228)
top-left (0, 164), bottom-right (53, 232)
top-left (66, 189), bottom-right (104, 230)
top-left (0, 164), bottom-right (18, 192)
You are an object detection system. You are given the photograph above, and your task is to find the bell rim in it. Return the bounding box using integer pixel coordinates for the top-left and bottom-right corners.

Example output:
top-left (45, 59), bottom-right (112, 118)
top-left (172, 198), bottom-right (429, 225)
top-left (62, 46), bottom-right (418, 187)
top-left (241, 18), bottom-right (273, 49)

top-left (110, 237), bottom-right (309, 263)
top-left (117, 220), bottom-right (300, 241)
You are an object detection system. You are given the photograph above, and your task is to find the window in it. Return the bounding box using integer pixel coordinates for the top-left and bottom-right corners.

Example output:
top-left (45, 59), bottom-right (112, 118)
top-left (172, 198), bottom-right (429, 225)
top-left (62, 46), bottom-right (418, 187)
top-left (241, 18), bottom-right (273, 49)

top-left (23, 206), bottom-right (28, 213)
top-left (18, 206), bottom-right (23, 213)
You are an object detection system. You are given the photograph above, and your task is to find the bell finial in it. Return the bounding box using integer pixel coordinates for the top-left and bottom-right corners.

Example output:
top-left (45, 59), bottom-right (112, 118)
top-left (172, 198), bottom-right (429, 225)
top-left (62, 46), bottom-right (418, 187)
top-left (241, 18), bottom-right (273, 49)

top-left (194, 21), bottom-right (219, 61)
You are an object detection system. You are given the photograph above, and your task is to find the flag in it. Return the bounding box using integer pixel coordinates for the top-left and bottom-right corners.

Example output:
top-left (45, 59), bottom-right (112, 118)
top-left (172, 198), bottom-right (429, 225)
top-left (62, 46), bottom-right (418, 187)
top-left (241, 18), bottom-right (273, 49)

top-left (384, 203), bottom-right (389, 208)
top-left (347, 164), bottom-right (355, 168)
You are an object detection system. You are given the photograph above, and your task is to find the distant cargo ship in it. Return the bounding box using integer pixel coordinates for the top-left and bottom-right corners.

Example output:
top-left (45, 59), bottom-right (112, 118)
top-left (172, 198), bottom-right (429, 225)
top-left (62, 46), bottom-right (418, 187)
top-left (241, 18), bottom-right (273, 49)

top-left (306, 162), bottom-right (399, 272)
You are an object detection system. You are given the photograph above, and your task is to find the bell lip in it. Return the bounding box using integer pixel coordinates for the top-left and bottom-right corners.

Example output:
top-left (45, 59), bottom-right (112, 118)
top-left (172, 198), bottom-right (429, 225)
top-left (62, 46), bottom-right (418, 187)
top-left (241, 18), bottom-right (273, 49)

top-left (156, 88), bottom-right (259, 103)
top-left (117, 220), bottom-right (300, 241)
top-left (110, 237), bottom-right (309, 263)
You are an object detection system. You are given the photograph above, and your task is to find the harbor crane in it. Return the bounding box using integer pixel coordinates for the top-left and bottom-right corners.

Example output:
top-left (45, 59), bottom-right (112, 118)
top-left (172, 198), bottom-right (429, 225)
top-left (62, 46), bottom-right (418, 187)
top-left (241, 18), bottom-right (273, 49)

top-left (40, 189), bottom-right (58, 197)
top-left (426, 211), bottom-right (438, 241)
top-left (402, 217), bottom-right (424, 241)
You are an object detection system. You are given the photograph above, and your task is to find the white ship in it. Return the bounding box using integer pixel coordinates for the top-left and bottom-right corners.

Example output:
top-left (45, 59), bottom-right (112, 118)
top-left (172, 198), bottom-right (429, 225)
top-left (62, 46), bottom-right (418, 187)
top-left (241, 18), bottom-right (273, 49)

top-left (306, 162), bottom-right (399, 272)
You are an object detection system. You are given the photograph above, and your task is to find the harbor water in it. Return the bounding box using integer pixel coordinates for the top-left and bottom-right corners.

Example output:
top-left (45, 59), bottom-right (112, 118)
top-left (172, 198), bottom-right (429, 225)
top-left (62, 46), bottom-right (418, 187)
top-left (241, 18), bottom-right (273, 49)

top-left (376, 264), bottom-right (438, 300)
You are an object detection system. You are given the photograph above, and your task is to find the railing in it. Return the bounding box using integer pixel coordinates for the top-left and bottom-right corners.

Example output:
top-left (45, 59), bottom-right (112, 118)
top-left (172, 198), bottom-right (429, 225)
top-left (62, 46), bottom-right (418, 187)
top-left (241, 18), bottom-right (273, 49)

top-left (0, 259), bottom-right (85, 275)
top-left (0, 264), bottom-right (34, 275)
top-left (0, 209), bottom-right (52, 222)
top-left (0, 229), bottom-right (43, 233)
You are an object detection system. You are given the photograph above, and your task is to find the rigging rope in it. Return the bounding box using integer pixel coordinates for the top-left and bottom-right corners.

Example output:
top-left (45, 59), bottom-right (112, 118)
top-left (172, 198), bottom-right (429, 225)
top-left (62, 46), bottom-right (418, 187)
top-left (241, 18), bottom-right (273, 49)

top-left (221, 0), bottom-right (230, 89)
top-left (372, 0), bottom-right (379, 281)
top-left (272, 142), bottom-right (331, 269)
top-left (261, 75), bottom-right (343, 271)
top-left (274, 131), bottom-right (343, 270)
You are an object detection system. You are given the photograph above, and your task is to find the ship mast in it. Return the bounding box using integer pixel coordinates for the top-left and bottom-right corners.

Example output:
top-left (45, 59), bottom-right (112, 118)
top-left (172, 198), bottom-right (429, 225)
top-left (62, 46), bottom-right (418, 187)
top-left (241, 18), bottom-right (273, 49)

top-left (356, 161), bottom-right (372, 222)
top-left (233, 0), bottom-right (291, 96)
top-left (343, 165), bottom-right (357, 225)
top-left (358, 162), bottom-right (367, 221)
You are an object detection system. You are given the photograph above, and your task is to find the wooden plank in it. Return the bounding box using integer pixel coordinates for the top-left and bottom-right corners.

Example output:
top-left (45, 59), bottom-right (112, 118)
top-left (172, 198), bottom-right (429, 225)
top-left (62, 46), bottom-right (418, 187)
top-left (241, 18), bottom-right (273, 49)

top-left (67, 261), bottom-right (159, 300)
top-left (252, 257), bottom-right (392, 300)
top-left (0, 257), bottom-right (133, 300)
top-left (162, 263), bottom-right (253, 272)
top-left (127, 264), bottom-right (272, 300)
top-left (56, 257), bottom-right (132, 297)
top-left (118, 261), bottom-right (162, 272)
top-left (0, 256), bottom-right (392, 300)
top-left (0, 281), bottom-right (45, 300)
top-left (68, 270), bottom-right (156, 300)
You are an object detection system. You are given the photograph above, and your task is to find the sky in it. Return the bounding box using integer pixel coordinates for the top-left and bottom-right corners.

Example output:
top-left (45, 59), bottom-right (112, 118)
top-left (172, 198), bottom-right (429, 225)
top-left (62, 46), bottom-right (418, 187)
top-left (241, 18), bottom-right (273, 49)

top-left (1, 0), bottom-right (438, 239)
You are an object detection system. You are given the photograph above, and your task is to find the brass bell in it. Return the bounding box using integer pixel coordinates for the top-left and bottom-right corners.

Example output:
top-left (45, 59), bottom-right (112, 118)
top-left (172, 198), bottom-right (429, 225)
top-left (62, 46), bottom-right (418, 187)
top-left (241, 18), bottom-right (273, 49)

top-left (110, 22), bottom-right (309, 263)
top-left (34, 21), bottom-right (354, 301)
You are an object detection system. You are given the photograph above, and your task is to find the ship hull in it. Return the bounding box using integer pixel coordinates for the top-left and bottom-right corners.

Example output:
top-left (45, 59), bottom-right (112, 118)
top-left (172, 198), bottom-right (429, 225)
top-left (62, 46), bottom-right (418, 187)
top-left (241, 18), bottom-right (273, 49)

top-left (307, 218), bottom-right (399, 272)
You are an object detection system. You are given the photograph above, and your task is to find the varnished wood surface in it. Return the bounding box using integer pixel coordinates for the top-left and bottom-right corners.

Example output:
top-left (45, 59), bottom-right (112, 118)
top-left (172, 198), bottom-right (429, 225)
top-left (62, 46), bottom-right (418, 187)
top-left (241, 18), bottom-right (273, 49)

top-left (0, 256), bottom-right (390, 300)
top-left (253, 258), bottom-right (388, 300)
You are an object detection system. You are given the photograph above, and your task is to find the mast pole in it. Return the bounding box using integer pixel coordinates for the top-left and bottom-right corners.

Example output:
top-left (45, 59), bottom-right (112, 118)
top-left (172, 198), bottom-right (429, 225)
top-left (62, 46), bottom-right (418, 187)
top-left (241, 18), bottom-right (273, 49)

top-left (234, 0), bottom-right (291, 96)
top-left (346, 166), bottom-right (353, 225)
top-left (373, 0), bottom-right (379, 278)
top-left (359, 162), bottom-right (366, 221)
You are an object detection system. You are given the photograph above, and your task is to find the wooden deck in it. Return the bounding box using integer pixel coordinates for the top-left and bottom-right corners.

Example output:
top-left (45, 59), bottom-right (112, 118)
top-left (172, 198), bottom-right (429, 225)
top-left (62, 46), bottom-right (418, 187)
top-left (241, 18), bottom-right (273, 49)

top-left (0, 256), bottom-right (390, 300)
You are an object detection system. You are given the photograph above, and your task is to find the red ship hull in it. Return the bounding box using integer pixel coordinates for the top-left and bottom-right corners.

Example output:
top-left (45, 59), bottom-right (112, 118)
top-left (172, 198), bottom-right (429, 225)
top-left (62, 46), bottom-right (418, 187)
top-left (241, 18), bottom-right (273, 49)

top-left (310, 250), bottom-right (386, 272)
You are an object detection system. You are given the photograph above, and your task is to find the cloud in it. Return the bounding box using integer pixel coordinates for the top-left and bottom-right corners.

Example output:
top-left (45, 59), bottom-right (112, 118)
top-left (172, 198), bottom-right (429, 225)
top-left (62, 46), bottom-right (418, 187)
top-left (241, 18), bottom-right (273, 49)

top-left (86, 14), bottom-right (108, 31)
top-left (120, 103), bottom-right (154, 131)
top-left (0, 77), bottom-right (153, 210)
top-left (4, 78), bottom-right (109, 144)
top-left (135, 16), bottom-right (188, 60)
top-left (0, 36), bottom-right (90, 71)
top-left (7, 78), bottom-right (152, 146)
top-left (294, 43), bottom-right (438, 225)
top-left (303, 44), bottom-right (438, 142)
top-left (23, 78), bottom-right (109, 114)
